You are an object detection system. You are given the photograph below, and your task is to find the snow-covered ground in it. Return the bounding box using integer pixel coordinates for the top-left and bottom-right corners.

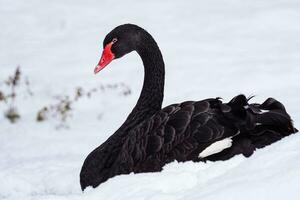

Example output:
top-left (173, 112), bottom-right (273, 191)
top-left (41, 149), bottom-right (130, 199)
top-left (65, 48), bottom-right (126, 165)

top-left (1, 0), bottom-right (300, 199)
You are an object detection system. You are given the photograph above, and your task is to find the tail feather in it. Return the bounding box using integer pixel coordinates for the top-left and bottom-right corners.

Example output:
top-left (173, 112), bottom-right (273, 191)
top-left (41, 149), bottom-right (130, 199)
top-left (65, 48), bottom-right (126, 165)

top-left (226, 95), bottom-right (297, 150)
top-left (259, 97), bottom-right (286, 111)
top-left (250, 98), bottom-right (296, 133)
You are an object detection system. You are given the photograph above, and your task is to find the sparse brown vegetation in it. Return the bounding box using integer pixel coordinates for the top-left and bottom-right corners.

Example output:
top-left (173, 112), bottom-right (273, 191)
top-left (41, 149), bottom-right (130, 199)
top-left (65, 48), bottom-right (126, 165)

top-left (1, 66), bottom-right (131, 127)
top-left (0, 67), bottom-right (29, 123)
top-left (36, 83), bottom-right (131, 129)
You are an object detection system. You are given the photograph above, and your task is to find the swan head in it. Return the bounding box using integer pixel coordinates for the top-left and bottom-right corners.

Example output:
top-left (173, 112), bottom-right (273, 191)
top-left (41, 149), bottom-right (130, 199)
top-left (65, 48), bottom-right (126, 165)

top-left (94, 24), bottom-right (143, 74)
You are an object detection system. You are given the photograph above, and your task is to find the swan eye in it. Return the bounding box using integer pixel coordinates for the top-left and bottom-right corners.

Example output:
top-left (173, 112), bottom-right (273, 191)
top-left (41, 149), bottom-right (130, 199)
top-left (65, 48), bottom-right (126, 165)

top-left (112, 38), bottom-right (118, 44)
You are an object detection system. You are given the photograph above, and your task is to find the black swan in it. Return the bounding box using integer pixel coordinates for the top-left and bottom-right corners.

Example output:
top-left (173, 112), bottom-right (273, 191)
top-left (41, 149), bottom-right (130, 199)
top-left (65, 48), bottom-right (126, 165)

top-left (80, 24), bottom-right (297, 190)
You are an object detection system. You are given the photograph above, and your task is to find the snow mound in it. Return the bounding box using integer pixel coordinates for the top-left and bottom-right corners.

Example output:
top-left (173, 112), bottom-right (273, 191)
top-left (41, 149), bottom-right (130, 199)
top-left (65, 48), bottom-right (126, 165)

top-left (83, 134), bottom-right (300, 200)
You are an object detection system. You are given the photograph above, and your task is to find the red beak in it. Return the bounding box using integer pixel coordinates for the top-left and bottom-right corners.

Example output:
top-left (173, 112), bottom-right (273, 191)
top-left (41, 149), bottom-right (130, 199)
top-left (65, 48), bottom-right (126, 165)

top-left (94, 42), bottom-right (115, 74)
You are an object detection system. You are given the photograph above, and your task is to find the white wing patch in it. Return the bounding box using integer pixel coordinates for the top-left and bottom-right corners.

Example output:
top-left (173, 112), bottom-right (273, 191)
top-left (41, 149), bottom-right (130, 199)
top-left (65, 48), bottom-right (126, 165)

top-left (259, 109), bottom-right (269, 114)
top-left (199, 137), bottom-right (233, 158)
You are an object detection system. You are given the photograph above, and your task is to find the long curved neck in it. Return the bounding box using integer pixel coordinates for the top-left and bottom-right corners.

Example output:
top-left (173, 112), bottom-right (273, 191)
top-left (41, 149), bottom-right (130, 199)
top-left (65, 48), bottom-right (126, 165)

top-left (117, 32), bottom-right (165, 135)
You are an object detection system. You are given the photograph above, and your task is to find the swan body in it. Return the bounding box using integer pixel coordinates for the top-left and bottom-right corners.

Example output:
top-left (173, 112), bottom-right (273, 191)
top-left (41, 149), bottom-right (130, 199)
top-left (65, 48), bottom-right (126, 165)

top-left (80, 24), bottom-right (297, 190)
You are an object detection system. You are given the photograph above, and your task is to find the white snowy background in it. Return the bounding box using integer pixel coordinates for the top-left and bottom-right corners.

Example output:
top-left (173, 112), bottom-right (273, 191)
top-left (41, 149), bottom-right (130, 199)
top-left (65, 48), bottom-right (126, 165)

top-left (1, 0), bottom-right (300, 199)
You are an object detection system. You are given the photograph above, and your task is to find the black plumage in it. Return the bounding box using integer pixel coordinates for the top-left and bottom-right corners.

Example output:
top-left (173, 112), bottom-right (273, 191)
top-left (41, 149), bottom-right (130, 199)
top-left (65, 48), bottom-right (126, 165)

top-left (80, 24), bottom-right (297, 190)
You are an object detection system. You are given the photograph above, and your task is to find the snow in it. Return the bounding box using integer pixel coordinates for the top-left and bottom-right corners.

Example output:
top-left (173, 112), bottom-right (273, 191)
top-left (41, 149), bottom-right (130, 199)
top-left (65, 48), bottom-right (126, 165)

top-left (0, 0), bottom-right (300, 199)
